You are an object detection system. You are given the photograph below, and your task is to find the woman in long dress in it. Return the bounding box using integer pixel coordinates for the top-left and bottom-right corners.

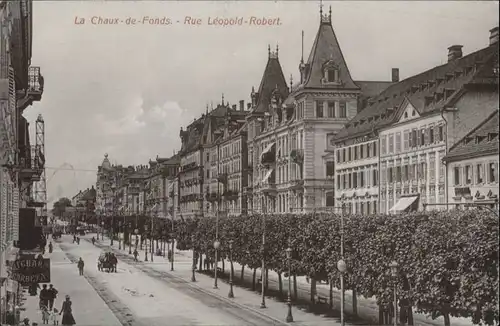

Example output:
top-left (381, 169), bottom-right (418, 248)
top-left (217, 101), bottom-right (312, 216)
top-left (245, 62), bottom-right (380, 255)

top-left (59, 295), bottom-right (76, 325)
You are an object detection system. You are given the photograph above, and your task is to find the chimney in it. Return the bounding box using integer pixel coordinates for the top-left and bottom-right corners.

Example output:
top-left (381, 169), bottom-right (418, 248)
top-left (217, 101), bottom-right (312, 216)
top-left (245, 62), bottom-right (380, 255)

top-left (239, 100), bottom-right (244, 111)
top-left (247, 103), bottom-right (251, 110)
top-left (391, 68), bottom-right (399, 82)
top-left (490, 27), bottom-right (499, 46)
top-left (232, 104), bottom-right (237, 110)
top-left (447, 45), bottom-right (463, 62)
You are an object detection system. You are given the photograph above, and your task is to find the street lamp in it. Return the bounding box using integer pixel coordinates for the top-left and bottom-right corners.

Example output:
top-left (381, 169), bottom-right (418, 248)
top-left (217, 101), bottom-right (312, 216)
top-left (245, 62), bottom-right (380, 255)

top-left (134, 229), bottom-right (139, 251)
top-left (337, 258), bottom-right (347, 326)
top-left (389, 261), bottom-right (399, 326)
top-left (128, 223), bottom-right (132, 254)
top-left (191, 234), bottom-right (197, 282)
top-left (144, 225), bottom-right (149, 262)
top-left (213, 239), bottom-right (220, 289)
top-left (228, 240), bottom-right (234, 298)
top-left (285, 247), bottom-right (293, 322)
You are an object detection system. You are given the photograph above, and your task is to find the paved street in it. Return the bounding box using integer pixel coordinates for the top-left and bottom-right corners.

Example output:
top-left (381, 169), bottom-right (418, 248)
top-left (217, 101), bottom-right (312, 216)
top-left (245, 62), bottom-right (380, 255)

top-left (58, 233), bottom-right (294, 326)
top-left (20, 239), bottom-right (121, 326)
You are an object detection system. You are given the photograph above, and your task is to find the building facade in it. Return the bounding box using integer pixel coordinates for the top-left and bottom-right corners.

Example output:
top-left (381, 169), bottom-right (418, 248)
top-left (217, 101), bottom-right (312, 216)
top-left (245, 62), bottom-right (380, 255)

top-left (444, 110), bottom-right (499, 209)
top-left (1, 0), bottom-right (44, 322)
top-left (333, 26), bottom-right (499, 214)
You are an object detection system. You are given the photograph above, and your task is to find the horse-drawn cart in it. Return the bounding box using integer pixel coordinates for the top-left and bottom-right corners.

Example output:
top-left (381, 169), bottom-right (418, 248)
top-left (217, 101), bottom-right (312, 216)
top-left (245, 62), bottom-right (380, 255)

top-left (97, 252), bottom-right (115, 273)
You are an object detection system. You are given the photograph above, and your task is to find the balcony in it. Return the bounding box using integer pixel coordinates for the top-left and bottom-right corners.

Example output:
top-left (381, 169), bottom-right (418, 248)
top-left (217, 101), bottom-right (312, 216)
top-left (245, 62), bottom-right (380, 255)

top-left (18, 146), bottom-right (43, 182)
top-left (16, 67), bottom-right (44, 112)
top-left (261, 169), bottom-right (276, 194)
top-left (289, 179), bottom-right (304, 190)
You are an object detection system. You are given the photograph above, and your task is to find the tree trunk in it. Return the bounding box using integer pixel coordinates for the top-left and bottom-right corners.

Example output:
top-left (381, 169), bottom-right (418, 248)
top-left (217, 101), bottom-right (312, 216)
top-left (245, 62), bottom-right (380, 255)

top-left (252, 268), bottom-right (257, 291)
top-left (241, 265), bottom-right (245, 282)
top-left (310, 277), bottom-right (317, 303)
top-left (329, 281), bottom-right (333, 310)
top-left (222, 259), bottom-right (225, 273)
top-left (408, 306), bottom-right (414, 325)
top-left (443, 313), bottom-right (450, 326)
top-left (293, 274), bottom-right (298, 300)
top-left (352, 288), bottom-right (358, 317)
top-left (278, 273), bottom-right (283, 297)
top-left (265, 269), bottom-right (269, 290)
top-left (198, 254), bottom-right (202, 271)
top-left (378, 304), bottom-right (384, 325)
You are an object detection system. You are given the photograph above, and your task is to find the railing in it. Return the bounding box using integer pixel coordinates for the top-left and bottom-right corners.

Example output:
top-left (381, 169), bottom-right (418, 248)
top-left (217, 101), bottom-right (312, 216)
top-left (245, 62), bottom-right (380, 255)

top-left (28, 66), bottom-right (43, 94)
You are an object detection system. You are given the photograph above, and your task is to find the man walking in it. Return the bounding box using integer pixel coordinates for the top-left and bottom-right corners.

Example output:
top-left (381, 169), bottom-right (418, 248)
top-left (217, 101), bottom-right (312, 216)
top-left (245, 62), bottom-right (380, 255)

top-left (39, 284), bottom-right (49, 310)
top-left (77, 257), bottom-right (84, 276)
top-left (48, 284), bottom-right (58, 310)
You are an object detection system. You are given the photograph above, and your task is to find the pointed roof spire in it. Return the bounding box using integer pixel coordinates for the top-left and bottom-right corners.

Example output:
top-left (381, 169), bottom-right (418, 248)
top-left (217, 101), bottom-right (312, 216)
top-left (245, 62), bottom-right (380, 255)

top-left (276, 43), bottom-right (279, 57)
top-left (290, 74), bottom-right (293, 90)
top-left (206, 103), bottom-right (209, 114)
top-left (268, 44), bottom-right (271, 58)
top-left (301, 30), bottom-right (304, 64)
top-left (320, 0), bottom-right (323, 18)
top-left (221, 93), bottom-right (225, 106)
top-left (329, 5), bottom-right (332, 20)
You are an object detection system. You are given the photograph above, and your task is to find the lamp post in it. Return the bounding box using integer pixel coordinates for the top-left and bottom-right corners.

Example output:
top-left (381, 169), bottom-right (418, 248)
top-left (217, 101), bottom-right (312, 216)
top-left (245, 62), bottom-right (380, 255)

top-left (128, 223), bottom-right (132, 254)
top-left (134, 229), bottom-right (139, 251)
top-left (260, 197), bottom-right (267, 309)
top-left (144, 225), bottom-right (149, 261)
top-left (337, 258), bottom-right (346, 326)
top-left (162, 230), bottom-right (167, 257)
top-left (213, 239), bottom-right (220, 289)
top-left (390, 261), bottom-right (399, 326)
top-left (285, 247), bottom-right (293, 322)
top-left (228, 240), bottom-right (234, 298)
top-left (191, 234), bottom-right (197, 282)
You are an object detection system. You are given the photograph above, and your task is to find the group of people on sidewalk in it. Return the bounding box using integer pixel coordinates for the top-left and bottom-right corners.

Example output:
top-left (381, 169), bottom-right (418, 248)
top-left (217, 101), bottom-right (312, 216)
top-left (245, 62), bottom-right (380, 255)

top-left (37, 285), bottom-right (76, 326)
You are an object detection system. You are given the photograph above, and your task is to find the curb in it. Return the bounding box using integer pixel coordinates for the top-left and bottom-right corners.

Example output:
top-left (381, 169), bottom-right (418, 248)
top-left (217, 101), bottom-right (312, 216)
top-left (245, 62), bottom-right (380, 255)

top-left (92, 238), bottom-right (290, 326)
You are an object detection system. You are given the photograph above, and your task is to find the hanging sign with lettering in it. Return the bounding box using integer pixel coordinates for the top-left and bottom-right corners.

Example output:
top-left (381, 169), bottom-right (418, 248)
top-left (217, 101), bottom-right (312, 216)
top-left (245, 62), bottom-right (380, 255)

top-left (10, 258), bottom-right (50, 284)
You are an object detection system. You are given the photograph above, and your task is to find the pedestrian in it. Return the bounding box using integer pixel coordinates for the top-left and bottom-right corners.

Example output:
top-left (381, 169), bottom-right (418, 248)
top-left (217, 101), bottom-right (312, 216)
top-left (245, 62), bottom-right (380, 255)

top-left (110, 253), bottom-right (117, 272)
top-left (29, 283), bottom-right (41, 296)
top-left (39, 284), bottom-right (49, 309)
top-left (92, 236), bottom-right (95, 245)
top-left (77, 258), bottom-right (84, 276)
top-left (76, 237), bottom-right (80, 245)
top-left (48, 242), bottom-right (53, 254)
top-left (133, 249), bottom-right (138, 261)
top-left (48, 284), bottom-right (58, 310)
top-left (59, 295), bottom-right (76, 326)
top-left (41, 305), bottom-right (49, 324)
top-left (50, 308), bottom-right (59, 325)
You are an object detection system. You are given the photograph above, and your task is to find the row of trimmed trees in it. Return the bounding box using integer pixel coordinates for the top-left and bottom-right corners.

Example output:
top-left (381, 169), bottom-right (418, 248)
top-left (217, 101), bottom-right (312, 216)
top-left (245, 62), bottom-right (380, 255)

top-left (171, 210), bottom-right (498, 326)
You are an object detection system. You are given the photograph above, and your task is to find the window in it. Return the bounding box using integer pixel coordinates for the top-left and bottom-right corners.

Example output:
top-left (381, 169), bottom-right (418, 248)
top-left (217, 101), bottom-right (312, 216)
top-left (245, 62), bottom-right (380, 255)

top-left (465, 165), bottom-right (472, 184)
top-left (327, 69), bottom-right (339, 83)
top-left (360, 171), bottom-right (365, 187)
top-left (343, 148), bottom-right (347, 162)
top-left (429, 127), bottom-right (435, 143)
top-left (348, 147), bottom-right (352, 161)
top-left (326, 192), bottom-right (335, 206)
top-left (411, 129), bottom-right (417, 148)
top-left (454, 167), bottom-right (461, 185)
top-left (372, 169), bottom-right (378, 186)
top-left (420, 129), bottom-right (426, 146)
top-left (389, 134), bottom-right (394, 153)
top-left (327, 101), bottom-right (335, 117)
top-left (326, 161), bottom-right (335, 177)
top-left (337, 175), bottom-right (341, 189)
top-left (316, 101), bottom-right (324, 118)
top-left (403, 165), bottom-right (409, 181)
top-left (367, 143), bottom-right (372, 157)
top-left (353, 172), bottom-right (358, 188)
top-left (381, 166), bottom-right (386, 184)
top-left (339, 101), bottom-right (347, 117)
top-left (336, 150), bottom-right (341, 163)
top-left (348, 173), bottom-right (352, 188)
top-left (206, 153), bottom-right (210, 162)
top-left (396, 132), bottom-right (402, 153)
top-left (429, 157), bottom-right (436, 181)
top-left (476, 164), bottom-right (484, 183)
top-left (381, 136), bottom-right (387, 154)
top-left (372, 142), bottom-right (377, 156)
top-left (388, 167), bottom-right (393, 183)
top-left (489, 162), bottom-right (497, 183)
top-left (396, 166), bottom-right (402, 182)
top-left (424, 128), bottom-right (430, 145)
top-left (360, 145), bottom-right (365, 159)
top-left (354, 146), bottom-right (358, 160)
top-left (438, 125), bottom-right (444, 141)
top-left (403, 130), bottom-right (409, 151)
top-left (343, 174), bottom-right (347, 189)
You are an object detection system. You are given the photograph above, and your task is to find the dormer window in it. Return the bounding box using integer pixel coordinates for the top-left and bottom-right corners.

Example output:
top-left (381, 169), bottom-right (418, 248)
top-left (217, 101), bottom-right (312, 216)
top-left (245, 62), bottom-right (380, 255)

top-left (412, 110), bottom-right (416, 116)
top-left (404, 112), bottom-right (408, 119)
top-left (323, 60), bottom-right (341, 84)
top-left (488, 132), bottom-right (498, 141)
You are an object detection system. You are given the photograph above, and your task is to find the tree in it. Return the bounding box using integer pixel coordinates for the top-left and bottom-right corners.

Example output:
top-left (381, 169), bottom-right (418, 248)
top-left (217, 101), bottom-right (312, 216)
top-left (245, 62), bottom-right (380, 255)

top-left (51, 197), bottom-right (72, 217)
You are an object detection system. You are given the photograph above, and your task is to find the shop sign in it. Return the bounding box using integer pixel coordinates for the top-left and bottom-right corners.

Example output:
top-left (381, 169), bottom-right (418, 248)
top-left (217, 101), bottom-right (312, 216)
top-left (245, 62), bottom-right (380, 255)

top-left (10, 258), bottom-right (50, 284)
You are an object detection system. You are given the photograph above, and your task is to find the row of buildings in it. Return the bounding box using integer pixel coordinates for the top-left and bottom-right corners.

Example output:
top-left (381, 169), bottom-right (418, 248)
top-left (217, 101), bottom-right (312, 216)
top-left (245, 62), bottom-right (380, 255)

top-left (0, 0), bottom-right (45, 323)
top-left (94, 8), bottom-right (498, 225)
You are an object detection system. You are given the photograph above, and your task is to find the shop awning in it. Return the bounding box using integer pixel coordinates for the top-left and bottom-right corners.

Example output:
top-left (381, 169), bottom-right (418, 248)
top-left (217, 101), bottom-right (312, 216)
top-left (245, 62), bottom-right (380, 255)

top-left (261, 168), bottom-right (275, 184)
top-left (389, 196), bottom-right (418, 213)
top-left (260, 143), bottom-right (276, 162)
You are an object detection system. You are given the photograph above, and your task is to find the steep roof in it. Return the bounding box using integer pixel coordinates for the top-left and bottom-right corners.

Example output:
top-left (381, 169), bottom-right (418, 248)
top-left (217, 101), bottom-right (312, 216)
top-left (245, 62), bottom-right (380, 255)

top-left (334, 43), bottom-right (498, 142)
top-left (444, 110), bottom-right (499, 162)
top-left (301, 13), bottom-right (358, 90)
top-left (253, 51), bottom-right (289, 113)
top-left (355, 81), bottom-right (394, 98)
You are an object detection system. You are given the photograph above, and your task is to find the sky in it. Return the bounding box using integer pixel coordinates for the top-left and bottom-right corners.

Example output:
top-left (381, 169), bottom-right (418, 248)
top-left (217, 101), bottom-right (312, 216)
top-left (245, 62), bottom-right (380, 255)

top-left (23, 0), bottom-right (499, 207)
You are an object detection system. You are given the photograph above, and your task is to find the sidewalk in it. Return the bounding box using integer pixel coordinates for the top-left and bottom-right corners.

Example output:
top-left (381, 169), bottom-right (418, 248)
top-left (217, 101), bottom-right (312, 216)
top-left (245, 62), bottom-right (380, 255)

top-left (20, 240), bottom-right (121, 326)
top-left (96, 232), bottom-right (473, 326)
top-left (95, 235), bottom-right (341, 326)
